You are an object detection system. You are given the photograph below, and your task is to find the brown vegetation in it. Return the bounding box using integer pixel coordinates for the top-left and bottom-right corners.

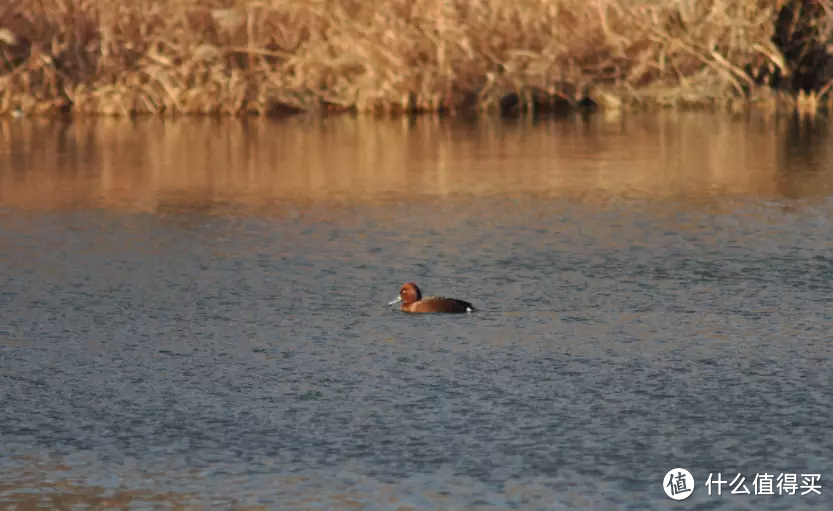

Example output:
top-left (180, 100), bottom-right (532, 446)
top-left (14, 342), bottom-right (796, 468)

top-left (0, 0), bottom-right (830, 117)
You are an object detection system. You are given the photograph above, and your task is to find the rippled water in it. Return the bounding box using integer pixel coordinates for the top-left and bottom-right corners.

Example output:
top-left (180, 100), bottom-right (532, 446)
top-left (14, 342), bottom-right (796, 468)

top-left (1, 114), bottom-right (832, 510)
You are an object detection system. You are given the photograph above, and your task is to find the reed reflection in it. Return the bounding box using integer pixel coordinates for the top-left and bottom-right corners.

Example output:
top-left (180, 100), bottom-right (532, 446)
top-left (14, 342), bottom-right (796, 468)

top-left (1, 113), bottom-right (833, 214)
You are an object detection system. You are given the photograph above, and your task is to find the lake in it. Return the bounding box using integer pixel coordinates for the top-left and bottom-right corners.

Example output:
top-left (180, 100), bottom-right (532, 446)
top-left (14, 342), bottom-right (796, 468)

top-left (1, 113), bottom-right (831, 510)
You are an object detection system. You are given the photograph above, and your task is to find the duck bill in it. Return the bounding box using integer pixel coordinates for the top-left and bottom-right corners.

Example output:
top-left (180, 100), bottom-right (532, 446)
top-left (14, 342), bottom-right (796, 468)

top-left (388, 297), bottom-right (403, 306)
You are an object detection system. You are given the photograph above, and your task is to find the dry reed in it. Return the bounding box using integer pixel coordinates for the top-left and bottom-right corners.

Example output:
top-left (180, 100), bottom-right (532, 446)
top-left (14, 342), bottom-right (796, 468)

top-left (0, 0), bottom-right (817, 116)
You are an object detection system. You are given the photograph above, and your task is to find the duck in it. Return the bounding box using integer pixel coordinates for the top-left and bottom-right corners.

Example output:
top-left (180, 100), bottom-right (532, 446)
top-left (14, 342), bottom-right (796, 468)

top-left (388, 282), bottom-right (476, 313)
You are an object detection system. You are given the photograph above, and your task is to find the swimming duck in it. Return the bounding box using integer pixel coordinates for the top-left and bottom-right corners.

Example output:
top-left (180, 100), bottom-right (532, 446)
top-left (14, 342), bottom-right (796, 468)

top-left (388, 282), bottom-right (476, 313)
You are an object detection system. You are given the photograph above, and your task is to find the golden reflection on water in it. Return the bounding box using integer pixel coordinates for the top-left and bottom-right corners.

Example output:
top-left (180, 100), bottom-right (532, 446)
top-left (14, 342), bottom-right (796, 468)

top-left (0, 476), bottom-right (195, 511)
top-left (1, 113), bottom-right (833, 213)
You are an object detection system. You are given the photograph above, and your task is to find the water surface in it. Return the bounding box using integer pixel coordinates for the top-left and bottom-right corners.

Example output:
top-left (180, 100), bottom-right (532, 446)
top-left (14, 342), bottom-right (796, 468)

top-left (1, 113), bottom-right (832, 510)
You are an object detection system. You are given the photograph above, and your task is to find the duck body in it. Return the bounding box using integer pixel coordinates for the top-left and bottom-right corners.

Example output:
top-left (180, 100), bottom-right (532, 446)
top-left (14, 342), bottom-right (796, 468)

top-left (388, 282), bottom-right (476, 314)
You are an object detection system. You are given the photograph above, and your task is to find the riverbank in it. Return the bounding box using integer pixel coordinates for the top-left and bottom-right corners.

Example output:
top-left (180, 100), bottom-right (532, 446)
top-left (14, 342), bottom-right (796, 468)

top-left (0, 0), bottom-right (829, 117)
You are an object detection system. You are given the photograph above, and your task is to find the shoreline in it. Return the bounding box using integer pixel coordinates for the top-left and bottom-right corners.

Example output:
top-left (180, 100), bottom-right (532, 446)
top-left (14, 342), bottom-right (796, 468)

top-left (1, 0), bottom-right (830, 118)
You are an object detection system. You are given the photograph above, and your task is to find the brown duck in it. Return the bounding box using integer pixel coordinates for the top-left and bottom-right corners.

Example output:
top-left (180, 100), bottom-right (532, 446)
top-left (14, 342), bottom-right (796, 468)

top-left (388, 282), bottom-right (476, 313)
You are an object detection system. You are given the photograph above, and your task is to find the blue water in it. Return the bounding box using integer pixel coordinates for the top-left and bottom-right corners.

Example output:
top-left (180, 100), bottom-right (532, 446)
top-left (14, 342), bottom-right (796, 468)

top-left (1, 115), bottom-right (832, 510)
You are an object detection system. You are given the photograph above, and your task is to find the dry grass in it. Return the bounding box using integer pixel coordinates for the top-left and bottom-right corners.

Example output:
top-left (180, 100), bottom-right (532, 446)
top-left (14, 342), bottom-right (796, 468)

top-left (0, 0), bottom-right (818, 117)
